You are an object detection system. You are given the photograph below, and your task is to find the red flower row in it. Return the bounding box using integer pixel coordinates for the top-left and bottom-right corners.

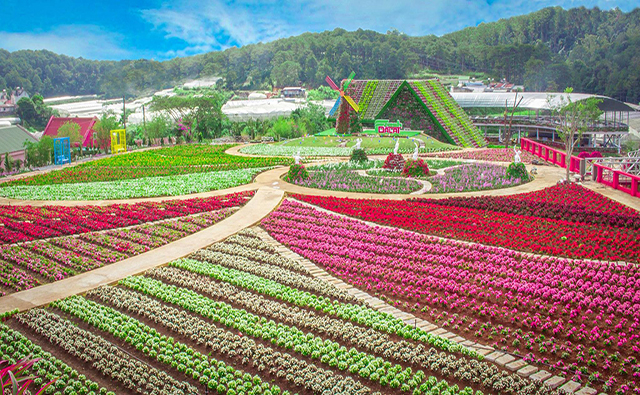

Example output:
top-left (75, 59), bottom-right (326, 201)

top-left (411, 184), bottom-right (640, 229)
top-left (0, 191), bottom-right (254, 245)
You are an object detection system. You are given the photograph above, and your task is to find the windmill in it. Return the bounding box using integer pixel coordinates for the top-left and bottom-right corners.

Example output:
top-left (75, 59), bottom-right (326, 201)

top-left (326, 72), bottom-right (360, 117)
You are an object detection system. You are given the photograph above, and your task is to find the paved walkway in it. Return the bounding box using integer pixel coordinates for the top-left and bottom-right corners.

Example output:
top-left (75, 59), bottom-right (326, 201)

top-left (0, 186), bottom-right (284, 314)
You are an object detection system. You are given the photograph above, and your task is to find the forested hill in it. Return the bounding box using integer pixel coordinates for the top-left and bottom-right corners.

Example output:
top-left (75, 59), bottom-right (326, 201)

top-left (0, 6), bottom-right (639, 103)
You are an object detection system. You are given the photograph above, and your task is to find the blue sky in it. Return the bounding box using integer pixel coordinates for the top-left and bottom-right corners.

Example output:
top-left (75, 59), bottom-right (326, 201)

top-left (1, 0), bottom-right (637, 61)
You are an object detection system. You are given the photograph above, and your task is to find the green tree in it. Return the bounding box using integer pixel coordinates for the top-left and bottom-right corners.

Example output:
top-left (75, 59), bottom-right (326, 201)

top-left (3, 153), bottom-right (12, 173)
top-left (548, 87), bottom-right (603, 183)
top-left (93, 115), bottom-right (120, 152)
top-left (270, 61), bottom-right (302, 87)
top-left (56, 121), bottom-right (83, 145)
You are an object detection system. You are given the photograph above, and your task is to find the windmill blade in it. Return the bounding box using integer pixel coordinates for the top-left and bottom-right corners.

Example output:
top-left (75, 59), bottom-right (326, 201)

top-left (328, 97), bottom-right (341, 117)
top-left (325, 76), bottom-right (340, 91)
top-left (344, 71), bottom-right (356, 90)
top-left (343, 95), bottom-right (360, 112)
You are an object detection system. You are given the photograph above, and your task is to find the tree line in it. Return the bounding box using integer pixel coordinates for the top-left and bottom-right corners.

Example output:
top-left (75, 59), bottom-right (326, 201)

top-left (0, 6), bottom-right (638, 103)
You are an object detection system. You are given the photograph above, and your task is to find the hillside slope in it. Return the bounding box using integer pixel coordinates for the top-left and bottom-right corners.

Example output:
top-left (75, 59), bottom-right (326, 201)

top-left (0, 6), bottom-right (638, 102)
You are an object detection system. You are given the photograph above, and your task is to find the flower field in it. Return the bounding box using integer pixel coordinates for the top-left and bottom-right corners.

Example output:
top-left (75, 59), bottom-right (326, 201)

top-left (415, 183), bottom-right (640, 228)
top-left (2, 228), bottom-right (559, 395)
top-left (293, 190), bottom-right (640, 262)
top-left (240, 142), bottom-right (457, 157)
top-left (425, 148), bottom-right (543, 164)
top-left (0, 193), bottom-right (250, 296)
top-left (0, 168), bottom-right (267, 200)
top-left (4, 144), bottom-right (290, 186)
top-left (0, 191), bottom-right (253, 244)
top-left (290, 161), bottom-right (423, 194)
top-left (427, 164), bottom-right (530, 193)
top-left (261, 200), bottom-right (640, 394)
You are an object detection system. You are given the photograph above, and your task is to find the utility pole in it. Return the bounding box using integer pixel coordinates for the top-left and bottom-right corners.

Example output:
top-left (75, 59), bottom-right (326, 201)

top-left (122, 95), bottom-right (126, 129)
top-left (142, 104), bottom-right (147, 133)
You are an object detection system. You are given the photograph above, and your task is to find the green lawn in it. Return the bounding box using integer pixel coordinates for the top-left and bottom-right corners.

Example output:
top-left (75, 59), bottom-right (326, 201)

top-left (276, 133), bottom-right (457, 151)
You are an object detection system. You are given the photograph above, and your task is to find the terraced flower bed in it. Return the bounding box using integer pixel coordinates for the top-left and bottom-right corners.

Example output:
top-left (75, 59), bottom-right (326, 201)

top-left (261, 200), bottom-right (640, 394)
top-left (0, 199), bottom-right (244, 296)
top-left (4, 144), bottom-right (290, 186)
top-left (0, 191), bottom-right (253, 244)
top-left (2, 228), bottom-right (558, 395)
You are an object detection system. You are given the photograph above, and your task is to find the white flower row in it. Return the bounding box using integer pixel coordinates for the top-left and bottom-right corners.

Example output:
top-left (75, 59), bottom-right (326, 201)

top-left (0, 168), bottom-right (269, 201)
top-left (212, 235), bottom-right (310, 274)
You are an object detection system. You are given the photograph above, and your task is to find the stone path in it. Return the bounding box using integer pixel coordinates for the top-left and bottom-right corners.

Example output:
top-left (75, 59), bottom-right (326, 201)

top-left (0, 186), bottom-right (284, 314)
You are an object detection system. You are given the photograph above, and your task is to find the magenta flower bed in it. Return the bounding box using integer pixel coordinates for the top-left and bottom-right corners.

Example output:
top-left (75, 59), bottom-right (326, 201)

top-left (0, 259), bottom-right (39, 292)
top-left (261, 199), bottom-right (640, 393)
top-left (0, 246), bottom-right (72, 281)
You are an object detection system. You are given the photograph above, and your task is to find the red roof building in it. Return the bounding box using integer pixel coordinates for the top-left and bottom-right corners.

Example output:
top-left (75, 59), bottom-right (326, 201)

top-left (43, 116), bottom-right (98, 147)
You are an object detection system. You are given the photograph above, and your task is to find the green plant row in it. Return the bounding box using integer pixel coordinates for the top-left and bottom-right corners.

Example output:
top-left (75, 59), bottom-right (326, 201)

top-left (119, 275), bottom-right (458, 393)
top-left (168, 257), bottom-right (476, 357)
top-left (88, 285), bottom-right (357, 395)
top-left (16, 309), bottom-right (194, 394)
top-left (52, 296), bottom-right (276, 395)
top-left (0, 323), bottom-right (108, 395)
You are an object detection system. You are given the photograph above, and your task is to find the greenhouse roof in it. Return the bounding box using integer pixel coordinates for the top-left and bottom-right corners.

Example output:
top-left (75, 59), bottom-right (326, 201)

top-left (450, 92), bottom-right (636, 112)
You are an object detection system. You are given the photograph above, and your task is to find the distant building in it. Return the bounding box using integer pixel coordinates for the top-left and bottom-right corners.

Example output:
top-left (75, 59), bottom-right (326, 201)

top-left (281, 87), bottom-right (306, 98)
top-left (43, 116), bottom-right (98, 147)
top-left (0, 124), bottom-right (39, 171)
top-left (0, 88), bottom-right (30, 115)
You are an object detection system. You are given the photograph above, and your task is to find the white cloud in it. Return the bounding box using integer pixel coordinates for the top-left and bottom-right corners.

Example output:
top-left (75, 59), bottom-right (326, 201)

top-left (0, 25), bottom-right (131, 60)
top-left (140, 0), bottom-right (289, 56)
top-left (140, 0), bottom-right (639, 58)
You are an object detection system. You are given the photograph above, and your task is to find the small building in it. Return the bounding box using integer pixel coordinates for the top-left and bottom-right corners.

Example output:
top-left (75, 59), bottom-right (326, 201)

top-left (43, 116), bottom-right (98, 148)
top-left (281, 87), bottom-right (306, 99)
top-left (0, 124), bottom-right (39, 171)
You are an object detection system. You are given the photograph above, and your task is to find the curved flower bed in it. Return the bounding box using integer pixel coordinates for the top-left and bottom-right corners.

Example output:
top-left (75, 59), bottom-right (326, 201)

top-left (293, 194), bottom-right (640, 263)
top-left (290, 168), bottom-right (422, 194)
top-left (261, 200), bottom-right (640, 393)
top-left (4, 144), bottom-right (290, 186)
top-left (0, 168), bottom-right (266, 200)
top-left (0, 207), bottom-right (238, 296)
top-left (425, 148), bottom-right (542, 164)
top-left (427, 164), bottom-right (530, 193)
top-left (0, 191), bottom-right (252, 244)
top-left (413, 183), bottom-right (640, 229)
top-left (240, 144), bottom-right (456, 157)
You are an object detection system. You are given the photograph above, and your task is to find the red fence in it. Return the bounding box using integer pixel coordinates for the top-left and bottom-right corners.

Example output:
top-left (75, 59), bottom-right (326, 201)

top-left (592, 163), bottom-right (640, 198)
top-left (521, 138), bottom-right (639, 198)
top-left (520, 138), bottom-right (581, 173)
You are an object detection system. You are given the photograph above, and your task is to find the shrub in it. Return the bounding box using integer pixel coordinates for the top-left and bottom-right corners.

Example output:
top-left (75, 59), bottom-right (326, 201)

top-left (403, 159), bottom-right (430, 177)
top-left (506, 162), bottom-right (528, 179)
top-left (578, 151), bottom-right (603, 159)
top-left (285, 164), bottom-right (309, 182)
top-left (383, 153), bottom-right (405, 171)
top-left (350, 149), bottom-right (368, 163)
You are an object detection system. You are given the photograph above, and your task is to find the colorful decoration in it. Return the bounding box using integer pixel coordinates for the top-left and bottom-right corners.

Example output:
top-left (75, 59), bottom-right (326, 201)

top-left (326, 72), bottom-right (359, 117)
top-left (374, 119), bottom-right (403, 134)
top-left (110, 129), bottom-right (127, 154)
top-left (53, 137), bottom-right (71, 165)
